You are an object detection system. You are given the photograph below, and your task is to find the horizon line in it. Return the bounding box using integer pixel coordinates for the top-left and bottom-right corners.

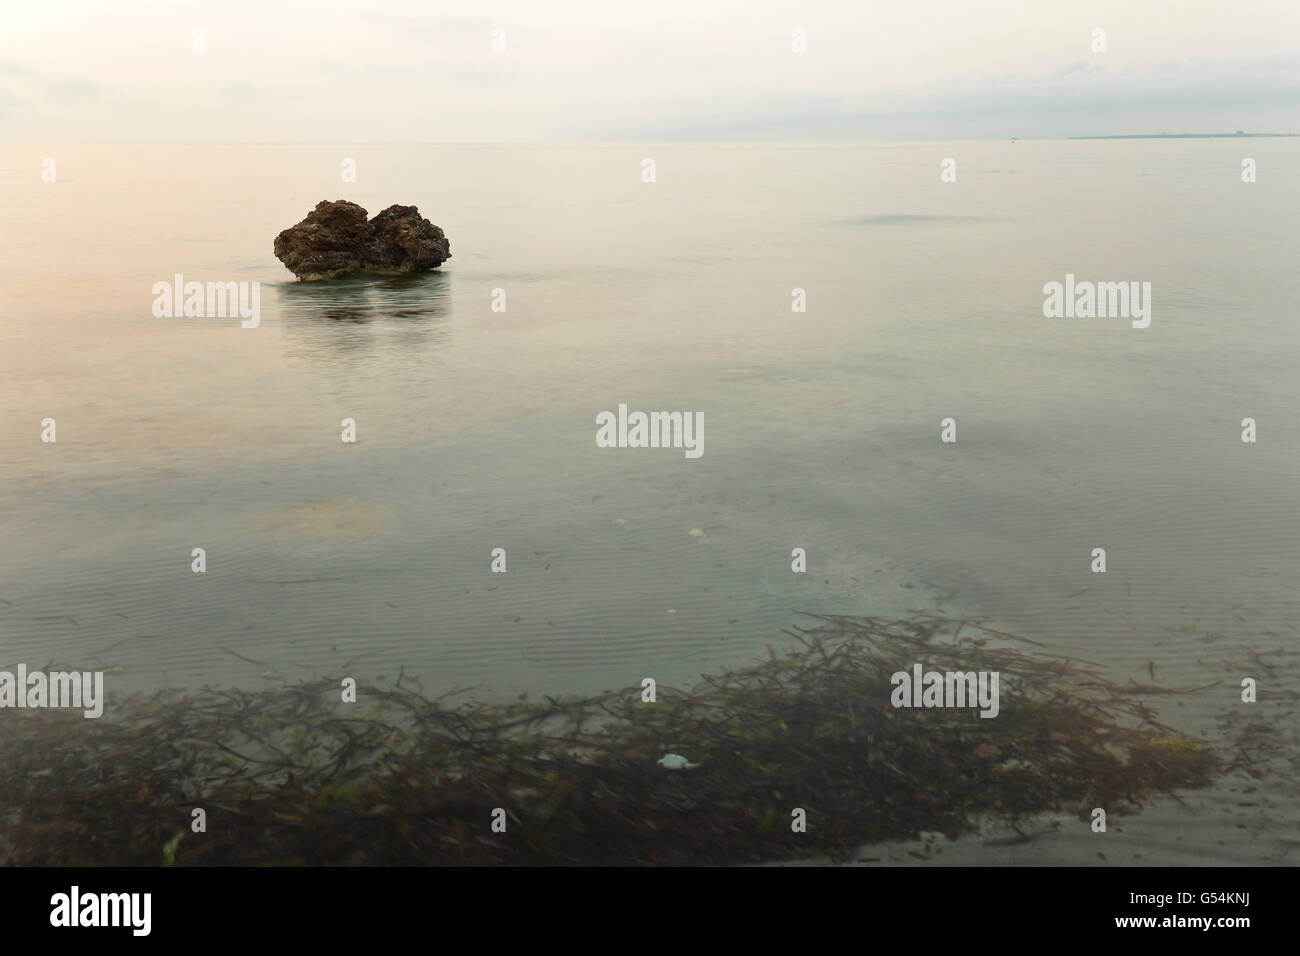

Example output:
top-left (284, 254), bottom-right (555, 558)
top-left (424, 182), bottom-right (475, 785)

top-left (5, 134), bottom-right (1298, 146)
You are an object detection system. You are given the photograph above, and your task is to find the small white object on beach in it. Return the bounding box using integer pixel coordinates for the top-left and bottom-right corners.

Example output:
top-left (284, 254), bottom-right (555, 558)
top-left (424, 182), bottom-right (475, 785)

top-left (666, 608), bottom-right (677, 614)
top-left (657, 753), bottom-right (700, 770)
top-left (688, 528), bottom-right (706, 537)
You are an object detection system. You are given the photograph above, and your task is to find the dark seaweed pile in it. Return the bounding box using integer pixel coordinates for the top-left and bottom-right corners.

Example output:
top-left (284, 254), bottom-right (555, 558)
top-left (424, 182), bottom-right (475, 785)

top-left (1, 615), bottom-right (1219, 865)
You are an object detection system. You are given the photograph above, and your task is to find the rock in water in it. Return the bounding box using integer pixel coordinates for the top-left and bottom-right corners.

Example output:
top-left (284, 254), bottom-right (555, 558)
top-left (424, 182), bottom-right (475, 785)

top-left (364, 205), bottom-right (452, 275)
top-left (274, 200), bottom-right (451, 280)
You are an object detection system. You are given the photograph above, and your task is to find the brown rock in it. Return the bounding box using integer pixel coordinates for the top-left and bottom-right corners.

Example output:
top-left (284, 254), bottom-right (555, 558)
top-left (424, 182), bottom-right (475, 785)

top-left (274, 200), bottom-right (451, 281)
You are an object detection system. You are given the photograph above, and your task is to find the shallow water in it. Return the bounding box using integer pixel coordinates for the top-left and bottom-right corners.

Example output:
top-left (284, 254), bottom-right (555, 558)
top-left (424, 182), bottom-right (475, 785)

top-left (2, 141), bottom-right (1297, 863)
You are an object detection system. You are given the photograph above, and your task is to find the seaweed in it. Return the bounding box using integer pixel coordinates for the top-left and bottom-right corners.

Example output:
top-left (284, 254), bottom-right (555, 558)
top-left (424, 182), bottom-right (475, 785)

top-left (0, 615), bottom-right (1220, 865)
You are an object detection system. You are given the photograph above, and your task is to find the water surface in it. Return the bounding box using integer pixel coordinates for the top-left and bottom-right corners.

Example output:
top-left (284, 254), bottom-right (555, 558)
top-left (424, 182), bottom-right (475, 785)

top-left (2, 141), bottom-right (1297, 863)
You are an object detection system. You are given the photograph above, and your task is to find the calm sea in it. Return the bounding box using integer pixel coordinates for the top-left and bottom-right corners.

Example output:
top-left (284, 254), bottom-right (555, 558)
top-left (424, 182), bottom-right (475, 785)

top-left (2, 141), bottom-right (1297, 863)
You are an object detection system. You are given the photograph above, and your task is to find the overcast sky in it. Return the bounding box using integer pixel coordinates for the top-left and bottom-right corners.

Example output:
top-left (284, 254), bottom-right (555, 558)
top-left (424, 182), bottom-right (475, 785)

top-left (3, 0), bottom-right (1298, 141)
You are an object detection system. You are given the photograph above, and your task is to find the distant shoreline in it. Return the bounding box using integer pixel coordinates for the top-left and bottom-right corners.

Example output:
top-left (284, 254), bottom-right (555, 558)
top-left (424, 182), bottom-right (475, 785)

top-left (1067, 132), bottom-right (1298, 140)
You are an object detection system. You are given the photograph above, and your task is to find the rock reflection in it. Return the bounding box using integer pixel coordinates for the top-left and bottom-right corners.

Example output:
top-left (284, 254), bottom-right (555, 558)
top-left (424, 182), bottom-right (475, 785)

top-left (275, 272), bottom-right (452, 362)
top-left (277, 272), bottom-right (450, 322)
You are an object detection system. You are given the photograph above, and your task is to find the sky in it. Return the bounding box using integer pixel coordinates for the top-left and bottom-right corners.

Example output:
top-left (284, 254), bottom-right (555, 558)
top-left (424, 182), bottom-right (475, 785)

top-left (2, 0), bottom-right (1299, 141)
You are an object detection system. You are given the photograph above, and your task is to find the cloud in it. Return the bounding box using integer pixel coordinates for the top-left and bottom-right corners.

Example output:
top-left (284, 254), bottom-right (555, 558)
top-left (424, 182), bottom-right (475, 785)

top-left (1052, 61), bottom-right (1103, 79)
top-left (357, 12), bottom-right (501, 35)
top-left (587, 52), bottom-right (1300, 139)
top-left (2, 1), bottom-right (1298, 142)
top-left (0, 58), bottom-right (36, 76)
top-left (451, 65), bottom-right (525, 87)
top-left (42, 74), bottom-right (101, 99)
top-left (221, 83), bottom-right (268, 101)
